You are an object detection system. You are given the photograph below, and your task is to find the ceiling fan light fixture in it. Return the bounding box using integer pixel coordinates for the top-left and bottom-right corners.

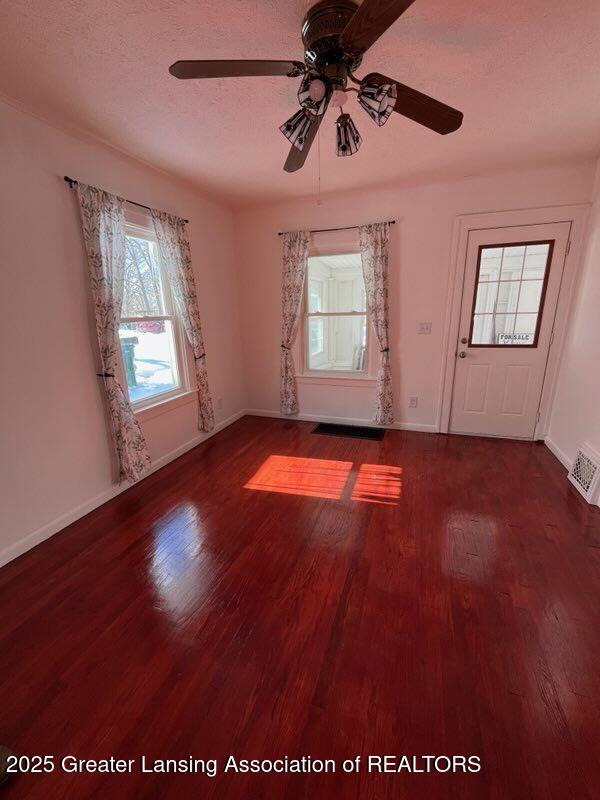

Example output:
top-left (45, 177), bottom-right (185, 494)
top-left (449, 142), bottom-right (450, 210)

top-left (298, 71), bottom-right (330, 116)
top-left (335, 113), bottom-right (362, 157)
top-left (280, 108), bottom-right (314, 151)
top-left (168, 0), bottom-right (464, 173)
top-left (357, 81), bottom-right (397, 127)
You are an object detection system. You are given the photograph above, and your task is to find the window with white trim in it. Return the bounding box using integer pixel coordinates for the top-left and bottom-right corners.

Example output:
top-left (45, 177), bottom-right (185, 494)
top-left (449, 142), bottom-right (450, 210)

top-left (303, 252), bottom-right (368, 374)
top-left (119, 221), bottom-right (187, 409)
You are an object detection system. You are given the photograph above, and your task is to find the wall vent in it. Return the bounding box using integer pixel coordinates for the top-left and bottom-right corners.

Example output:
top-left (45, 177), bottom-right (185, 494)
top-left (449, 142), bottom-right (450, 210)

top-left (568, 443), bottom-right (600, 505)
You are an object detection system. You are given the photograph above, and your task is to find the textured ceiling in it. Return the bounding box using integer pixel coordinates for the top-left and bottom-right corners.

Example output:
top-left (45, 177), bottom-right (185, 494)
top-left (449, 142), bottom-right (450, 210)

top-left (1, 0), bottom-right (599, 207)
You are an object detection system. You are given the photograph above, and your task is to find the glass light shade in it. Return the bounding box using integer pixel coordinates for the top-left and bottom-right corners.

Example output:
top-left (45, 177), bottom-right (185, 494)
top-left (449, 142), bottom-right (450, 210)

top-left (331, 89), bottom-right (347, 108)
top-left (335, 113), bottom-right (362, 157)
top-left (280, 109), bottom-right (314, 151)
top-left (298, 71), bottom-right (330, 116)
top-left (309, 79), bottom-right (326, 101)
top-left (357, 82), bottom-right (397, 126)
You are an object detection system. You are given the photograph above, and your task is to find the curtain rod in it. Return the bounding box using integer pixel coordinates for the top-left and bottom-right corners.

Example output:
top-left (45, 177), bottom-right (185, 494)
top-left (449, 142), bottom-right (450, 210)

top-left (63, 177), bottom-right (189, 223)
top-left (277, 220), bottom-right (395, 236)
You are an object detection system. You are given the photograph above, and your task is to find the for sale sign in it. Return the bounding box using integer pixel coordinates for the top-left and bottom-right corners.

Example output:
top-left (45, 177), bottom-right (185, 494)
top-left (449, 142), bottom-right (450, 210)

top-left (497, 333), bottom-right (534, 345)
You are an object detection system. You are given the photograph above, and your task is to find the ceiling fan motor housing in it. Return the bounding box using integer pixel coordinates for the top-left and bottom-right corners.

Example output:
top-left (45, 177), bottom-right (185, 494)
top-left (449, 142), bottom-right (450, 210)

top-left (302, 0), bottom-right (362, 76)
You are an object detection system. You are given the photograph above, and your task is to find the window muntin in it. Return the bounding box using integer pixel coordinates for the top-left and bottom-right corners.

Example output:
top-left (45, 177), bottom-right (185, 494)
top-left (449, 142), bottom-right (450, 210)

top-left (119, 225), bottom-right (186, 408)
top-left (304, 253), bottom-right (368, 373)
top-left (469, 241), bottom-right (553, 347)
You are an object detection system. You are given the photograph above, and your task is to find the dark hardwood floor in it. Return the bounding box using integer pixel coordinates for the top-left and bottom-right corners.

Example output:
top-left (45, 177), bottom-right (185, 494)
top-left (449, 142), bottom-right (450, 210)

top-left (1, 416), bottom-right (599, 799)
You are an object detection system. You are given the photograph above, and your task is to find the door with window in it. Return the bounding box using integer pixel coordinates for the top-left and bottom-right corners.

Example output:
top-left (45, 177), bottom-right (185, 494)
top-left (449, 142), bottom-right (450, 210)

top-left (449, 222), bottom-right (570, 438)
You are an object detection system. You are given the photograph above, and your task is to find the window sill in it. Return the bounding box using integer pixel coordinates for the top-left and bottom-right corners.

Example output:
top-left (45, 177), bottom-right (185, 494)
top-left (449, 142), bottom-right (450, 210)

top-left (297, 374), bottom-right (376, 388)
top-left (134, 389), bottom-right (197, 422)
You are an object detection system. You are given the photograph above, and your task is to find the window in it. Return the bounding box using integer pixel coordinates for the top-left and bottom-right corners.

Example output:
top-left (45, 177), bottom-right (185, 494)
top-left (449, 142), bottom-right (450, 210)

top-left (119, 223), bottom-right (187, 408)
top-left (469, 241), bottom-right (554, 347)
top-left (304, 253), bottom-right (368, 373)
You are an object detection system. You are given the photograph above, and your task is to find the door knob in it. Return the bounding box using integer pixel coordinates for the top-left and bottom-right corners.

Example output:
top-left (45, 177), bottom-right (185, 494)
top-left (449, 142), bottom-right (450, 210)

top-left (460, 337), bottom-right (468, 344)
top-left (458, 351), bottom-right (467, 358)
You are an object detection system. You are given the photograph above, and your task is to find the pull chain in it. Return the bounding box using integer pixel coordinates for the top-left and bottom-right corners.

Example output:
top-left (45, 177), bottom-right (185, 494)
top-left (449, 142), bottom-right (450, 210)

top-left (317, 125), bottom-right (323, 207)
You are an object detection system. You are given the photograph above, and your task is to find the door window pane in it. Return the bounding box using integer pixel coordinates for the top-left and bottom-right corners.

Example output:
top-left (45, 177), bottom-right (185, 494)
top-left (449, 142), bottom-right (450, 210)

top-left (472, 314), bottom-right (517, 345)
top-left (471, 314), bottom-right (493, 344)
top-left (119, 320), bottom-right (179, 403)
top-left (474, 281), bottom-right (498, 313)
top-left (513, 314), bottom-right (538, 342)
top-left (521, 244), bottom-right (550, 280)
top-left (478, 248), bottom-right (503, 282)
top-left (469, 241), bottom-right (552, 347)
top-left (499, 246), bottom-right (526, 280)
top-left (517, 280), bottom-right (544, 313)
top-left (496, 281), bottom-right (520, 314)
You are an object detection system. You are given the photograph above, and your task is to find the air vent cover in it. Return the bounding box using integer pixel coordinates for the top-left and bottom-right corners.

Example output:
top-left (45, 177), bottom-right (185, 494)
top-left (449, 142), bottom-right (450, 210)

top-left (568, 443), bottom-right (600, 505)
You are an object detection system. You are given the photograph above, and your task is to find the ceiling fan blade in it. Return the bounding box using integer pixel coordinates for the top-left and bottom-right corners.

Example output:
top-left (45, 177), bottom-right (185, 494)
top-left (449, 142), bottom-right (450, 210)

top-left (169, 59), bottom-right (305, 79)
top-left (283, 114), bottom-right (323, 173)
top-left (340, 0), bottom-right (417, 56)
top-left (365, 72), bottom-right (463, 134)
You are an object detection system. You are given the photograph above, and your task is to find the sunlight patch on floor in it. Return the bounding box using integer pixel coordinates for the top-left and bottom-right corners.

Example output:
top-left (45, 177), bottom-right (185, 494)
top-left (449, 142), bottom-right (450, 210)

top-left (245, 456), bottom-right (402, 504)
top-left (244, 455), bottom-right (353, 499)
top-left (350, 464), bottom-right (403, 505)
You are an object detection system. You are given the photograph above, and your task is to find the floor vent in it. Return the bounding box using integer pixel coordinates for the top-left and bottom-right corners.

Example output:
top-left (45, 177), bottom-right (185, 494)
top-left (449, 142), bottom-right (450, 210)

top-left (312, 423), bottom-right (385, 441)
top-left (568, 443), bottom-right (600, 505)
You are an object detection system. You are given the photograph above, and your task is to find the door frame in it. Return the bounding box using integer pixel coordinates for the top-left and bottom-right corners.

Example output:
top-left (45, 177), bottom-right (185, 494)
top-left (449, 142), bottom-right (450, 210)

top-left (438, 204), bottom-right (590, 438)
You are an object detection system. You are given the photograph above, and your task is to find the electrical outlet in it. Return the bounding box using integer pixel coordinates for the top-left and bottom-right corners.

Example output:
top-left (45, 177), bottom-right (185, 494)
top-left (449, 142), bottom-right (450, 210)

top-left (409, 396), bottom-right (418, 408)
top-left (418, 322), bottom-right (432, 335)
top-left (217, 398), bottom-right (223, 410)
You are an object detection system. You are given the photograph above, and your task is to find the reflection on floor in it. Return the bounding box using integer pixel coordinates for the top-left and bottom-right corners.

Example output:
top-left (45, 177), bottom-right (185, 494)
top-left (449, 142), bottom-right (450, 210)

top-left (149, 502), bottom-right (213, 626)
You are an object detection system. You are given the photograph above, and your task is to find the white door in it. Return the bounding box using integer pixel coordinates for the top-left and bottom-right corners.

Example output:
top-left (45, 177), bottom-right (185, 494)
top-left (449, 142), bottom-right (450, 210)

top-left (449, 222), bottom-right (570, 438)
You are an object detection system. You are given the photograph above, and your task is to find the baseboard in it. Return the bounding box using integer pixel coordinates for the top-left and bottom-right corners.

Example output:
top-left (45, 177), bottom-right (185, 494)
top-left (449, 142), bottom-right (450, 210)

top-left (0, 409), bottom-right (246, 569)
top-left (244, 408), bottom-right (438, 433)
top-left (544, 436), bottom-right (573, 470)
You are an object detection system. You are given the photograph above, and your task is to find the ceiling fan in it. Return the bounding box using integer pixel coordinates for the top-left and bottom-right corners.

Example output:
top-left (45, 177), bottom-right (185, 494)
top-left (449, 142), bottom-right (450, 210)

top-left (169, 0), bottom-right (463, 173)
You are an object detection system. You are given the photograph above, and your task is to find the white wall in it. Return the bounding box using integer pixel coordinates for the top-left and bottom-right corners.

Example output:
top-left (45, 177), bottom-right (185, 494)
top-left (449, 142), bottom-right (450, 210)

top-left (0, 99), bottom-right (245, 566)
top-left (548, 158), bottom-right (600, 467)
top-left (235, 162), bottom-right (594, 428)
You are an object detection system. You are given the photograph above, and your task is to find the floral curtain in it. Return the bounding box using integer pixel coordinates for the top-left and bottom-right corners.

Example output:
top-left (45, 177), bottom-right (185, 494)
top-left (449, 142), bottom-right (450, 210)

top-left (77, 183), bottom-right (151, 483)
top-left (359, 222), bottom-right (394, 425)
top-left (151, 211), bottom-right (214, 432)
top-left (280, 231), bottom-right (310, 415)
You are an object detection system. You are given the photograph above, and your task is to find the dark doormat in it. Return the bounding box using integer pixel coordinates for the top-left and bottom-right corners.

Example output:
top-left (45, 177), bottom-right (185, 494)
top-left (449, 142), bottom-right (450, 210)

top-left (312, 423), bottom-right (385, 441)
